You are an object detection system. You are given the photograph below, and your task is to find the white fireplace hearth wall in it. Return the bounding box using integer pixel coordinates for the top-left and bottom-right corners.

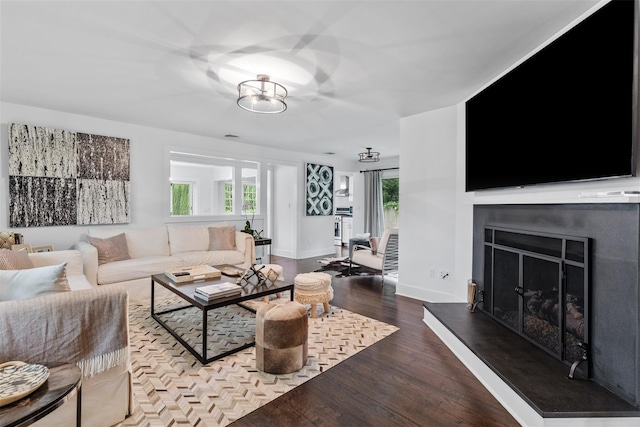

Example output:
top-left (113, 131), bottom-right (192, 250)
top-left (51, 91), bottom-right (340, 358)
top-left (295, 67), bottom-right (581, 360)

top-left (473, 204), bottom-right (640, 407)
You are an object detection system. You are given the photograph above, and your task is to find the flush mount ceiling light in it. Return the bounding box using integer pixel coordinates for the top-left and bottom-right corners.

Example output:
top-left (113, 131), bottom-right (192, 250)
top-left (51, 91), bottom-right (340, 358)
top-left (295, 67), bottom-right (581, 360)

top-left (237, 74), bottom-right (287, 114)
top-left (358, 147), bottom-right (380, 162)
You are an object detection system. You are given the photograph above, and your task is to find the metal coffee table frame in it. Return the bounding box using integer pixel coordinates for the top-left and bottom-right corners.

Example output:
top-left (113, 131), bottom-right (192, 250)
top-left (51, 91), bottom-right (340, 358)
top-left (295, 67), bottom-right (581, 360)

top-left (151, 271), bottom-right (293, 364)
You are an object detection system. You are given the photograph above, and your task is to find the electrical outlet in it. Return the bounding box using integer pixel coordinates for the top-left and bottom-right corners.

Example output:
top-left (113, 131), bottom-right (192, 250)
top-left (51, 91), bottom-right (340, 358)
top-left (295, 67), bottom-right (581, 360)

top-left (440, 270), bottom-right (450, 280)
top-left (429, 268), bottom-right (435, 278)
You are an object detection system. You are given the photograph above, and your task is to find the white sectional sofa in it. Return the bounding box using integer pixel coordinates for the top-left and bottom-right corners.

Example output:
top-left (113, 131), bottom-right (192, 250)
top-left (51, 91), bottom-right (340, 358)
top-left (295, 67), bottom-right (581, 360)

top-left (73, 223), bottom-right (256, 301)
top-left (0, 249), bottom-right (131, 427)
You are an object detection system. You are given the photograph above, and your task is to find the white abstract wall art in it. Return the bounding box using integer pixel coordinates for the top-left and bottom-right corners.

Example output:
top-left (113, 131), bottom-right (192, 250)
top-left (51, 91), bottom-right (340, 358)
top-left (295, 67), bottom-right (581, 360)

top-left (8, 123), bottom-right (131, 227)
top-left (305, 163), bottom-right (333, 216)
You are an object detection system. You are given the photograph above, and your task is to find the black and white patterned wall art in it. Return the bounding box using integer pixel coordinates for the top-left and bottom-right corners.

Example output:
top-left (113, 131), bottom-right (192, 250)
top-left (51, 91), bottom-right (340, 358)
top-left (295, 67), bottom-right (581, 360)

top-left (305, 163), bottom-right (333, 216)
top-left (8, 123), bottom-right (131, 227)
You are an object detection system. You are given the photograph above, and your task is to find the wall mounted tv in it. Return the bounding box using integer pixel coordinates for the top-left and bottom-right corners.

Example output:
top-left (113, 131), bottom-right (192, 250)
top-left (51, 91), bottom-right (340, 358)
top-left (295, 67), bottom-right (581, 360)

top-left (465, 0), bottom-right (638, 192)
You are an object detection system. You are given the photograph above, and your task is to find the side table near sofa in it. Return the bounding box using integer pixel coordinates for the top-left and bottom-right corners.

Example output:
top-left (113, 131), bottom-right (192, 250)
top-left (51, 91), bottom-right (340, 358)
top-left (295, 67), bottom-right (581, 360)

top-left (254, 237), bottom-right (272, 263)
top-left (0, 363), bottom-right (82, 427)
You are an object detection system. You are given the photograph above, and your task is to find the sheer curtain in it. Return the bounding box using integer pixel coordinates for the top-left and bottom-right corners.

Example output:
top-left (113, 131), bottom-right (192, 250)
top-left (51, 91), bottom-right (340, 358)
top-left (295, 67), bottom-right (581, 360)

top-left (363, 170), bottom-right (384, 238)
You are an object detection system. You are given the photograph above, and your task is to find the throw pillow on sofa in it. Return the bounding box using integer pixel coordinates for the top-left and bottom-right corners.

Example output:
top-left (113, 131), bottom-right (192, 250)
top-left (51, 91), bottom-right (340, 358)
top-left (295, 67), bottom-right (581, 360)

top-left (0, 248), bottom-right (34, 270)
top-left (208, 226), bottom-right (237, 251)
top-left (369, 237), bottom-right (379, 255)
top-left (87, 233), bottom-right (131, 265)
top-left (0, 263), bottom-right (70, 301)
top-left (167, 225), bottom-right (209, 253)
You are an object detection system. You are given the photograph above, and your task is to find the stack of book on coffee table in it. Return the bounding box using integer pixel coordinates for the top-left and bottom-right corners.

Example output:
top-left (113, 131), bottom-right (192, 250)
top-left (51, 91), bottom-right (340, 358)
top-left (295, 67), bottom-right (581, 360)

top-left (194, 282), bottom-right (242, 301)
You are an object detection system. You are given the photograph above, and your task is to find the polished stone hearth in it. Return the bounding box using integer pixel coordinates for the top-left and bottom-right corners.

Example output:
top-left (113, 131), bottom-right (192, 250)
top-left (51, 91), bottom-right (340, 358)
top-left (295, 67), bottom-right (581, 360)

top-left (423, 302), bottom-right (640, 426)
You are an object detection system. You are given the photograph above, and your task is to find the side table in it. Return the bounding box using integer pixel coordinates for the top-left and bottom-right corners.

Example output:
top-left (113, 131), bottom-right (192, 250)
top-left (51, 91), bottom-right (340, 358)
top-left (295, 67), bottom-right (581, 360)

top-left (254, 237), bottom-right (272, 263)
top-left (0, 363), bottom-right (82, 427)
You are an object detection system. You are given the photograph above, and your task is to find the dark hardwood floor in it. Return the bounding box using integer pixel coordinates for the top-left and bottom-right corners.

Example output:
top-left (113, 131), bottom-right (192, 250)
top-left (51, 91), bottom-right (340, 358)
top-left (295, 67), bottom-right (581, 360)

top-left (231, 252), bottom-right (520, 427)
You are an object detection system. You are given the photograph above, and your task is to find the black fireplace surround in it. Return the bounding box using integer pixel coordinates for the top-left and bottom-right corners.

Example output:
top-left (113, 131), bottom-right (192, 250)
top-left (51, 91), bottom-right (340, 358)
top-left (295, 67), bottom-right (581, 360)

top-left (473, 204), bottom-right (640, 407)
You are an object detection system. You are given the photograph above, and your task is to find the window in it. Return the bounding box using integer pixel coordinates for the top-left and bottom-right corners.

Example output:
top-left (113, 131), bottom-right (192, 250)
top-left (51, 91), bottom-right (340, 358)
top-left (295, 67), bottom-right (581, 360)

top-left (382, 177), bottom-right (399, 228)
top-left (224, 183), bottom-right (233, 214)
top-left (171, 182), bottom-right (192, 216)
top-left (243, 184), bottom-right (256, 213)
top-left (241, 167), bottom-right (257, 213)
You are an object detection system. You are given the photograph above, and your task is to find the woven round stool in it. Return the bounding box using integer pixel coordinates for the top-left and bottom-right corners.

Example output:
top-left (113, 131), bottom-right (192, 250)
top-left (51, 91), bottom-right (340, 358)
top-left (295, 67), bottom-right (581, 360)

top-left (255, 301), bottom-right (308, 374)
top-left (294, 272), bottom-right (334, 318)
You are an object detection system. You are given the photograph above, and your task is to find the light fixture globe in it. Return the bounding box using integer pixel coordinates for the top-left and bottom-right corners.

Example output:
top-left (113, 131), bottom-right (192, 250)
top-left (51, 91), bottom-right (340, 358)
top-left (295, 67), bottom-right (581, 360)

top-left (358, 147), bottom-right (380, 162)
top-left (237, 74), bottom-right (287, 114)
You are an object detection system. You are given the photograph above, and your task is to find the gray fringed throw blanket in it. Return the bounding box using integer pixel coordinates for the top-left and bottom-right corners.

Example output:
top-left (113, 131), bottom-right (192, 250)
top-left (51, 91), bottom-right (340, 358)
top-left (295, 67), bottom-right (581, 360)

top-left (0, 286), bottom-right (129, 377)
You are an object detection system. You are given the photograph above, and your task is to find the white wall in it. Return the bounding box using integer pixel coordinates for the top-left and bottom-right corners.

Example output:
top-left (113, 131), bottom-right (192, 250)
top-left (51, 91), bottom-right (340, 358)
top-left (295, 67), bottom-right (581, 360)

top-left (397, 102), bottom-right (640, 303)
top-left (1, 102), bottom-right (353, 257)
top-left (298, 211), bottom-right (336, 258)
top-left (272, 164), bottom-right (297, 258)
top-left (396, 105), bottom-right (463, 302)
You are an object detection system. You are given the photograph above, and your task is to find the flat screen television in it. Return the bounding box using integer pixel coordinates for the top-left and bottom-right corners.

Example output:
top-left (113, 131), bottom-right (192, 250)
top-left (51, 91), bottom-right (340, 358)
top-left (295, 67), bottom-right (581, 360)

top-left (465, 0), bottom-right (638, 192)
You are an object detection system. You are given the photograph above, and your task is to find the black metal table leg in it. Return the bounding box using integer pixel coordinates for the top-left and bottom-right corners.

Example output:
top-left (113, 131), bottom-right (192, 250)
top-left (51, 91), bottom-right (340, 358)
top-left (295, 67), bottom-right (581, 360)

top-left (202, 307), bottom-right (208, 363)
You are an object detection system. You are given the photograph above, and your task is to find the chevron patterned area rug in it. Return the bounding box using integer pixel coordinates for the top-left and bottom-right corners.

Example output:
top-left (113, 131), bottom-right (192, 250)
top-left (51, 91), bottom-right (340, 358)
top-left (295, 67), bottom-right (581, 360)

top-left (119, 293), bottom-right (398, 426)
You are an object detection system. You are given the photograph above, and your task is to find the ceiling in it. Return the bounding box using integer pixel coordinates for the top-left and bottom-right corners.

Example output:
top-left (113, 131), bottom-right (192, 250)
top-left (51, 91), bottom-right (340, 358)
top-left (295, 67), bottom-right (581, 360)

top-left (0, 1), bottom-right (600, 162)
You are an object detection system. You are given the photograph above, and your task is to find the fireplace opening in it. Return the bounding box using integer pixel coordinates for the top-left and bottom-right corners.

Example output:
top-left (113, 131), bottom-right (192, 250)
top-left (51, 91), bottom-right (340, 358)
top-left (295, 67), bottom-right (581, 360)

top-left (483, 227), bottom-right (590, 376)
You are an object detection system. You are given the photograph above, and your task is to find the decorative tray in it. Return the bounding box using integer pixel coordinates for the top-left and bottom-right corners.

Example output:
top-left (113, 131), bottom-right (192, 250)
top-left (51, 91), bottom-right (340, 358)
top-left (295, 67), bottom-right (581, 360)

top-left (165, 265), bottom-right (221, 283)
top-left (0, 361), bottom-right (49, 407)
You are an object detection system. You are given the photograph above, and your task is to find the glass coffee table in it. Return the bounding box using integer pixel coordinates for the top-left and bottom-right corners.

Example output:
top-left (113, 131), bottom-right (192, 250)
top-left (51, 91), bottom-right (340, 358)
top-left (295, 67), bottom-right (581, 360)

top-left (151, 266), bottom-right (293, 364)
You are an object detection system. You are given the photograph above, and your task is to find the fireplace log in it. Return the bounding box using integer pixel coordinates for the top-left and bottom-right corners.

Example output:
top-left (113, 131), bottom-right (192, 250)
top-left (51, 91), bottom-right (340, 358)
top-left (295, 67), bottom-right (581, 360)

top-left (566, 302), bottom-right (584, 339)
top-left (525, 291), bottom-right (584, 340)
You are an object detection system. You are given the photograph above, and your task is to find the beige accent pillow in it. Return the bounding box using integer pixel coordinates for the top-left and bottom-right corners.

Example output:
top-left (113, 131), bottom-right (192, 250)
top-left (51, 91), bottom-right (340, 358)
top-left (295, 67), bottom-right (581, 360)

top-left (0, 248), bottom-right (34, 270)
top-left (369, 237), bottom-right (380, 255)
top-left (208, 226), bottom-right (237, 251)
top-left (0, 263), bottom-right (70, 301)
top-left (87, 233), bottom-right (131, 265)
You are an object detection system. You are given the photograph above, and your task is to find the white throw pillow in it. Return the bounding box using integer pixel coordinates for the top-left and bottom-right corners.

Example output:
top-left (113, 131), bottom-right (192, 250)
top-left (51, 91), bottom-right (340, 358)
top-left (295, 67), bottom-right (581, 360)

top-left (167, 222), bottom-right (228, 254)
top-left (126, 226), bottom-right (171, 258)
top-left (167, 225), bottom-right (209, 254)
top-left (0, 263), bottom-right (70, 301)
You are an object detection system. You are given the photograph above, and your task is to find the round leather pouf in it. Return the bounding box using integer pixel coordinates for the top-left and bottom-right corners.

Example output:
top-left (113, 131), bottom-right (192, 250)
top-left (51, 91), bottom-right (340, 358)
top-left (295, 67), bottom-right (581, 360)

top-left (255, 301), bottom-right (308, 374)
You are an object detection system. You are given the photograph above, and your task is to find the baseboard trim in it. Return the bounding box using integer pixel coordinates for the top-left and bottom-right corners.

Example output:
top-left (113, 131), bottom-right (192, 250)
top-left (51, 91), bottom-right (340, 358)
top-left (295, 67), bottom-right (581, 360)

top-left (395, 282), bottom-right (462, 303)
